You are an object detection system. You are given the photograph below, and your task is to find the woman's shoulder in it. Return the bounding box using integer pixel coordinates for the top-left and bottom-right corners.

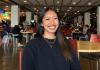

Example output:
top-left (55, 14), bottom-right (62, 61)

top-left (25, 37), bottom-right (43, 49)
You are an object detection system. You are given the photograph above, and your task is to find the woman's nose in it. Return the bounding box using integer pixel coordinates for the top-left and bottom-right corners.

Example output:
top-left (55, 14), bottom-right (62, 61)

top-left (50, 19), bottom-right (55, 25)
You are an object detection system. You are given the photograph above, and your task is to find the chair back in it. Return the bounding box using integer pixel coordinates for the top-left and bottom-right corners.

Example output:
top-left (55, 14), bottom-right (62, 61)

top-left (90, 34), bottom-right (100, 42)
top-left (69, 39), bottom-right (77, 53)
top-left (69, 39), bottom-right (80, 59)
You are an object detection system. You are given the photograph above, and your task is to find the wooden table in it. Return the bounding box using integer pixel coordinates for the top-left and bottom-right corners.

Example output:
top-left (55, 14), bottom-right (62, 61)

top-left (77, 41), bottom-right (100, 70)
top-left (77, 41), bottom-right (100, 53)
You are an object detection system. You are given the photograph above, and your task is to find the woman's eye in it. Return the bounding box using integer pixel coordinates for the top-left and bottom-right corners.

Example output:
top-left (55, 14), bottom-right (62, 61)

top-left (54, 17), bottom-right (58, 19)
top-left (45, 18), bottom-right (50, 20)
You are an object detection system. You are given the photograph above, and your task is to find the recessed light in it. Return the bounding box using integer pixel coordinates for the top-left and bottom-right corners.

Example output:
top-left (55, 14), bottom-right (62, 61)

top-left (77, 11), bottom-right (80, 12)
top-left (88, 2), bottom-right (92, 5)
top-left (67, 9), bottom-right (70, 12)
top-left (75, 13), bottom-right (77, 14)
top-left (65, 13), bottom-right (67, 15)
top-left (72, 2), bottom-right (76, 5)
top-left (69, 7), bottom-right (72, 9)
top-left (57, 1), bottom-right (60, 4)
top-left (24, 0), bottom-right (27, 3)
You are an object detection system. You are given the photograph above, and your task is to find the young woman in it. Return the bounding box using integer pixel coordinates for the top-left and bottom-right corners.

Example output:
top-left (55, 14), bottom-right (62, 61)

top-left (22, 7), bottom-right (81, 70)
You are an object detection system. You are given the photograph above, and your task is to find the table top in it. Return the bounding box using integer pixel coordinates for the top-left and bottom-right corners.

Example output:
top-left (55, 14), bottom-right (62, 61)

top-left (21, 31), bottom-right (33, 34)
top-left (77, 41), bottom-right (100, 52)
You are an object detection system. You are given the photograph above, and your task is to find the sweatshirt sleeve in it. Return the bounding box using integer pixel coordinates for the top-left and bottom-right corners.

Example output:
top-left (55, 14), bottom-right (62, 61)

top-left (22, 44), bottom-right (36, 70)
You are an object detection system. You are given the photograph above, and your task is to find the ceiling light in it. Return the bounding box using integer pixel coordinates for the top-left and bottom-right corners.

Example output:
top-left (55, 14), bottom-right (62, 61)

top-left (57, 1), bottom-right (60, 4)
top-left (69, 7), bottom-right (72, 9)
top-left (65, 13), bottom-right (67, 15)
top-left (75, 13), bottom-right (77, 14)
top-left (72, 2), bottom-right (76, 5)
top-left (24, 0), bottom-right (27, 3)
top-left (67, 9), bottom-right (70, 12)
top-left (77, 11), bottom-right (80, 12)
top-left (88, 2), bottom-right (92, 5)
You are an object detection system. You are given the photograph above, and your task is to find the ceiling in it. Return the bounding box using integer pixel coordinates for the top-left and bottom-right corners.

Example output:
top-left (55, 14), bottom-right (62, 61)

top-left (0, 0), bottom-right (100, 18)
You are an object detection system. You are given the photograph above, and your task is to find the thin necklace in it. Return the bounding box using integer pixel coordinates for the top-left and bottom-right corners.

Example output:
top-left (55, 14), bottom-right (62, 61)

top-left (43, 37), bottom-right (56, 48)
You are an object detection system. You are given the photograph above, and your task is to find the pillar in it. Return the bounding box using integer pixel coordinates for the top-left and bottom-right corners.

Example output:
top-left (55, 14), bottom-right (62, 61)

top-left (84, 12), bottom-right (90, 26)
top-left (11, 5), bottom-right (20, 27)
top-left (97, 6), bottom-right (100, 34)
top-left (26, 11), bottom-right (32, 25)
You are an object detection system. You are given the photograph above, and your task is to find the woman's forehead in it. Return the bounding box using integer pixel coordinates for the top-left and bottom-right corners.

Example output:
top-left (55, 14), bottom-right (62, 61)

top-left (44, 10), bottom-right (58, 17)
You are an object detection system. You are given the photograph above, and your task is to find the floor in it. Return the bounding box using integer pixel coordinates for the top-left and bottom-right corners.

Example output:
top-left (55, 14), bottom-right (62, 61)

top-left (0, 45), bottom-right (19, 70)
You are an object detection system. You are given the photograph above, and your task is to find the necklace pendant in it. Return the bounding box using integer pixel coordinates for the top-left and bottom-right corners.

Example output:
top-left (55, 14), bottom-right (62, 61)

top-left (50, 45), bottom-right (53, 48)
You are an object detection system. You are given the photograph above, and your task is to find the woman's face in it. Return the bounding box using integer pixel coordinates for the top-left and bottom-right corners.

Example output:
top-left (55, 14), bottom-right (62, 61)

top-left (42, 10), bottom-right (59, 35)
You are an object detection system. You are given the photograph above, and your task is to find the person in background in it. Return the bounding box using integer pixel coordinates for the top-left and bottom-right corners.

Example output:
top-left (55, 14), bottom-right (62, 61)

top-left (22, 7), bottom-right (81, 70)
top-left (12, 25), bottom-right (23, 46)
top-left (82, 25), bottom-right (89, 35)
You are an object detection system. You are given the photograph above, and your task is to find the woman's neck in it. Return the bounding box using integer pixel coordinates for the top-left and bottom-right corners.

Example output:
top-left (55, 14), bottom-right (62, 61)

top-left (43, 33), bottom-right (56, 39)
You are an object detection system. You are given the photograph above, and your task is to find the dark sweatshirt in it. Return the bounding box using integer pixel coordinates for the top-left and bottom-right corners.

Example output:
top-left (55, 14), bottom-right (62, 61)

top-left (22, 37), bottom-right (81, 70)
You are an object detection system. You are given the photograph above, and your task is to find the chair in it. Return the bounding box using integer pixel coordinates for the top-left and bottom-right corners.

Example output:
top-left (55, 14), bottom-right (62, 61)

top-left (2, 32), bottom-right (10, 55)
top-left (19, 48), bottom-right (23, 70)
top-left (90, 34), bottom-right (100, 42)
top-left (69, 39), bottom-right (79, 58)
top-left (69, 39), bottom-right (77, 52)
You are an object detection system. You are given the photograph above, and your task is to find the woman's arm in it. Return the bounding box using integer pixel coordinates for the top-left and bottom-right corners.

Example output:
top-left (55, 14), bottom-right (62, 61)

top-left (22, 45), bottom-right (36, 70)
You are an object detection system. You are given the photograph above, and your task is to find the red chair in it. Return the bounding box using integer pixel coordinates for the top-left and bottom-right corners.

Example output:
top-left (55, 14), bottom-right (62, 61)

top-left (69, 39), bottom-right (77, 53)
top-left (69, 39), bottom-right (79, 59)
top-left (19, 48), bottom-right (23, 70)
top-left (90, 34), bottom-right (100, 42)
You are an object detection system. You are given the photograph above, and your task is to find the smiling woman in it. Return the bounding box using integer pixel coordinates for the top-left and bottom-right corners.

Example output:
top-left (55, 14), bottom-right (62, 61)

top-left (22, 7), bottom-right (81, 70)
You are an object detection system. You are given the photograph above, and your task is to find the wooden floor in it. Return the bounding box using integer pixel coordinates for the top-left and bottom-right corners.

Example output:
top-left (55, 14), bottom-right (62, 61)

top-left (0, 46), bottom-right (19, 70)
top-left (0, 45), bottom-right (99, 70)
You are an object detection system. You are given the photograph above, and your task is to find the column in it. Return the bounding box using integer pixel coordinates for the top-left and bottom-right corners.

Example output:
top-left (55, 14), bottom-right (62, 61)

top-left (97, 6), bottom-right (100, 34)
top-left (26, 11), bottom-right (32, 25)
top-left (84, 12), bottom-right (90, 26)
top-left (78, 15), bottom-right (83, 25)
top-left (11, 5), bottom-right (20, 27)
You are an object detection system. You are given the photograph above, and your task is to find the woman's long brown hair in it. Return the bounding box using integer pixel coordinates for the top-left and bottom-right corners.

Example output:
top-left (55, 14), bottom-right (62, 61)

top-left (57, 26), bottom-right (73, 62)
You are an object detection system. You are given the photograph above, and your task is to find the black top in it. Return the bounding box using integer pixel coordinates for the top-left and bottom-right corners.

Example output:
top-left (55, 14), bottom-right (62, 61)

top-left (22, 37), bottom-right (81, 70)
